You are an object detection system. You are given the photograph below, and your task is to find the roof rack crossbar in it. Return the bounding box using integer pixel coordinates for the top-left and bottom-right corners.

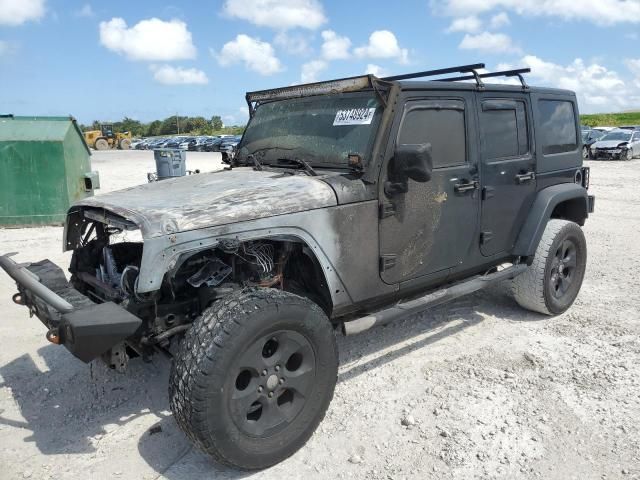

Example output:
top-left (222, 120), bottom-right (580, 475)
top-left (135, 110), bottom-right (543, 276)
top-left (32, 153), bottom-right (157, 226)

top-left (440, 68), bottom-right (532, 89)
top-left (381, 63), bottom-right (485, 82)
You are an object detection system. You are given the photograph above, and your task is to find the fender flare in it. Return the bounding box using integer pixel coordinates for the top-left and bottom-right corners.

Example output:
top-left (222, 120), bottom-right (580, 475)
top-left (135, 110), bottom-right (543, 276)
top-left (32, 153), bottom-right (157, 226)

top-left (513, 183), bottom-right (588, 258)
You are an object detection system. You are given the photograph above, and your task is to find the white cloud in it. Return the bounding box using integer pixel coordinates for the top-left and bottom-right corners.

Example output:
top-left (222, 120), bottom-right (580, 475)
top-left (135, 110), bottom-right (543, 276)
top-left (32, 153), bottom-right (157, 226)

top-left (365, 64), bottom-right (390, 77)
top-left (355, 30), bottom-right (409, 64)
top-left (151, 65), bottom-right (209, 85)
top-left (0, 0), bottom-right (45, 26)
top-left (625, 58), bottom-right (640, 89)
top-left (490, 12), bottom-right (510, 28)
top-left (459, 31), bottom-right (521, 54)
top-left (222, 0), bottom-right (326, 30)
top-left (446, 15), bottom-right (481, 33)
top-left (433, 0), bottom-right (640, 26)
top-left (216, 34), bottom-right (283, 76)
top-left (320, 30), bottom-right (351, 60)
top-left (99, 18), bottom-right (197, 61)
top-left (300, 59), bottom-right (327, 83)
top-left (501, 55), bottom-right (640, 112)
top-left (274, 31), bottom-right (312, 55)
top-left (75, 4), bottom-right (94, 18)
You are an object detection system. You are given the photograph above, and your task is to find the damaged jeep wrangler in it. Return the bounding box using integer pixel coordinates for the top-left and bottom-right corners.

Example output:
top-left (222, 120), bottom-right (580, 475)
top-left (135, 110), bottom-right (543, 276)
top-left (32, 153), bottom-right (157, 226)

top-left (1, 63), bottom-right (595, 470)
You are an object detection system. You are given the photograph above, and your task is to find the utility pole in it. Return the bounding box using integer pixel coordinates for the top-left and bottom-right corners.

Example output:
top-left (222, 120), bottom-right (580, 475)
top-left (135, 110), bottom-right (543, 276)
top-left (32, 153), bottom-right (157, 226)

top-left (176, 113), bottom-right (180, 134)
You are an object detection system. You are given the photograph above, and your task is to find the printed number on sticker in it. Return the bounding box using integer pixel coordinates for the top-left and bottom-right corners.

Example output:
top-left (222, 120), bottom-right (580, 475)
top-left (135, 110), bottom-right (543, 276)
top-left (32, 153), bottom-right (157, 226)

top-left (333, 108), bottom-right (376, 126)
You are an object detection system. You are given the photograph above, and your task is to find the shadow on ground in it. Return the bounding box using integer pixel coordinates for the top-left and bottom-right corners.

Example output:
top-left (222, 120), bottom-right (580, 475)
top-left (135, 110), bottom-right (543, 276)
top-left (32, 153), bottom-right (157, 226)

top-left (0, 282), bottom-right (543, 478)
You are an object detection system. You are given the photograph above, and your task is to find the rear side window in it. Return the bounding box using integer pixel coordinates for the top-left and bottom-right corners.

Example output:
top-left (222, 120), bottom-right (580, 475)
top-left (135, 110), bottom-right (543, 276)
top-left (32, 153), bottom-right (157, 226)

top-left (480, 100), bottom-right (529, 160)
top-left (398, 100), bottom-right (466, 168)
top-left (538, 100), bottom-right (578, 155)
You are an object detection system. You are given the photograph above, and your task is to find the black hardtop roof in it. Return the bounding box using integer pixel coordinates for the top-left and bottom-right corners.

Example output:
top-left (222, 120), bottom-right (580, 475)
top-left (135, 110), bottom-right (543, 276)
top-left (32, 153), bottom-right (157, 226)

top-left (398, 80), bottom-right (574, 96)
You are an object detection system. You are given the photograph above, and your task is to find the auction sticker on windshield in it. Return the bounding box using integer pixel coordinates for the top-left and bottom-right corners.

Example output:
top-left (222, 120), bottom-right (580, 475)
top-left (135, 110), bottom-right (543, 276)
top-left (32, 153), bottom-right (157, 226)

top-left (333, 107), bottom-right (376, 126)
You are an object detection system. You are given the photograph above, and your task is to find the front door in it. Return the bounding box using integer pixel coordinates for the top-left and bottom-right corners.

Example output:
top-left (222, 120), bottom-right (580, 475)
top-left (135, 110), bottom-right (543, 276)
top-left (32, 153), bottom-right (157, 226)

top-left (379, 93), bottom-right (480, 285)
top-left (478, 95), bottom-right (536, 257)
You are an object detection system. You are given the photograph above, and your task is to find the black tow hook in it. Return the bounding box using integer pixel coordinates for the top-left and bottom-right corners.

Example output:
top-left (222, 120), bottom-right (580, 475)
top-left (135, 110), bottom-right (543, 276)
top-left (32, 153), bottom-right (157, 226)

top-left (12, 292), bottom-right (25, 306)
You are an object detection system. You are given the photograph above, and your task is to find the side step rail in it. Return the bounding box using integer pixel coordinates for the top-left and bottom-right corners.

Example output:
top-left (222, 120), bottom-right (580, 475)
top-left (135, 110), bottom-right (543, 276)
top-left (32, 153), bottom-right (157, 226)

top-left (342, 264), bottom-right (527, 336)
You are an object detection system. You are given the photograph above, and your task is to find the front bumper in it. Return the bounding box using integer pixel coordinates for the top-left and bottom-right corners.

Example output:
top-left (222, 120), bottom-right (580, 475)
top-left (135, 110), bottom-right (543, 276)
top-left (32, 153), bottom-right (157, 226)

top-left (0, 254), bottom-right (141, 363)
top-left (592, 149), bottom-right (624, 160)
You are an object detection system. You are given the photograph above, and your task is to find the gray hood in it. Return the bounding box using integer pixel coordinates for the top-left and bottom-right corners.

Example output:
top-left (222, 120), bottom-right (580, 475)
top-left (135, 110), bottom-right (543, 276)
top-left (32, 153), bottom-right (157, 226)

top-left (592, 140), bottom-right (629, 149)
top-left (75, 167), bottom-right (337, 238)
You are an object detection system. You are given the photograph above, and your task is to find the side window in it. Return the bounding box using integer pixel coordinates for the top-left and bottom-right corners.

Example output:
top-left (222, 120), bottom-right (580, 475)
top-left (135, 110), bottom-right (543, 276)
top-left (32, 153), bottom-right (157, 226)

top-left (481, 100), bottom-right (529, 160)
top-left (397, 100), bottom-right (466, 168)
top-left (538, 100), bottom-right (578, 155)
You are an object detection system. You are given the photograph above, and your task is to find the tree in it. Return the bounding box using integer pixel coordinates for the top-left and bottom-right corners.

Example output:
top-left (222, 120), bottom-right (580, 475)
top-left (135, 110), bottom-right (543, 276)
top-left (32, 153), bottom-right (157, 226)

top-left (146, 120), bottom-right (162, 137)
top-left (210, 115), bottom-right (223, 131)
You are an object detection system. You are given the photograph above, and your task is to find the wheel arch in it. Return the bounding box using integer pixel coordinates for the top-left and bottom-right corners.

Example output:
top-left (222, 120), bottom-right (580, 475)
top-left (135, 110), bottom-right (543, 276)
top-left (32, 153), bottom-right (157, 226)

top-left (144, 228), bottom-right (352, 317)
top-left (513, 183), bottom-right (588, 259)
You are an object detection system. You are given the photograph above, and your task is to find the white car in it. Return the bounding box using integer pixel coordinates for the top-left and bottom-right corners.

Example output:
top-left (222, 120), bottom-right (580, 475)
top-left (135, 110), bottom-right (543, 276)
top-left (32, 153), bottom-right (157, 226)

top-left (590, 129), bottom-right (640, 160)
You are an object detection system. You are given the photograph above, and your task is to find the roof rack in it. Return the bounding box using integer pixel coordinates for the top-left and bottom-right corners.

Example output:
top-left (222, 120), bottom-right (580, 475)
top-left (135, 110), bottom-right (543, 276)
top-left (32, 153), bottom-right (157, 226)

top-left (380, 63), bottom-right (485, 82)
top-left (244, 63), bottom-right (532, 115)
top-left (439, 68), bottom-right (532, 90)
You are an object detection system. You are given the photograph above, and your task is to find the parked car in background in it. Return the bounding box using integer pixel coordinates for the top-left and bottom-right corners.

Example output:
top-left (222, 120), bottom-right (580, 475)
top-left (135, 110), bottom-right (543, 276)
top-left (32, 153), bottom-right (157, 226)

top-left (581, 129), bottom-right (606, 158)
top-left (589, 129), bottom-right (640, 160)
top-left (204, 137), bottom-right (224, 152)
top-left (219, 135), bottom-right (242, 152)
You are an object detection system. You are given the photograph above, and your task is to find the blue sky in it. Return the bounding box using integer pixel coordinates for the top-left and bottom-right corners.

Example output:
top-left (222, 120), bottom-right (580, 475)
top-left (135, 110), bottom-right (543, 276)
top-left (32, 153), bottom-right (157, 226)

top-left (1, 0), bottom-right (640, 125)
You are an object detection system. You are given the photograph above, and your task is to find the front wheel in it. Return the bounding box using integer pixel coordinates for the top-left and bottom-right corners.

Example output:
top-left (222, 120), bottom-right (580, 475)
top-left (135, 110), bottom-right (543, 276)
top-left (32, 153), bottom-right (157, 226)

top-left (623, 148), bottom-right (633, 161)
top-left (512, 219), bottom-right (587, 315)
top-left (169, 289), bottom-right (338, 470)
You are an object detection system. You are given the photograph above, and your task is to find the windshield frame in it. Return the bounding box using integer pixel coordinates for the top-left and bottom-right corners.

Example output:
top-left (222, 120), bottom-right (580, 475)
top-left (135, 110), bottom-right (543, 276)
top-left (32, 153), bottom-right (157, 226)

top-left (236, 91), bottom-right (385, 170)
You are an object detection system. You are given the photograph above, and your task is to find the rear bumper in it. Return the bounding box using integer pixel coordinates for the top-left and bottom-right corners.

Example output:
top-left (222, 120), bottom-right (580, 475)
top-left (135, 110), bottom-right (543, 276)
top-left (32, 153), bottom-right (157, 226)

top-left (0, 254), bottom-right (141, 363)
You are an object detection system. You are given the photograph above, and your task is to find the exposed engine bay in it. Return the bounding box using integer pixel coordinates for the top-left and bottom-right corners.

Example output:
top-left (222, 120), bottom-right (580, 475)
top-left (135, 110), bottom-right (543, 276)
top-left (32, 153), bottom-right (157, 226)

top-left (68, 213), bottom-right (331, 367)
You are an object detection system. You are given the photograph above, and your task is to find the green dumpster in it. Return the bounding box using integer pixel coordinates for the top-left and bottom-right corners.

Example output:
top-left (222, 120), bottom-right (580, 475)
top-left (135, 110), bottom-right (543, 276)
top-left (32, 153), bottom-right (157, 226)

top-left (0, 115), bottom-right (99, 227)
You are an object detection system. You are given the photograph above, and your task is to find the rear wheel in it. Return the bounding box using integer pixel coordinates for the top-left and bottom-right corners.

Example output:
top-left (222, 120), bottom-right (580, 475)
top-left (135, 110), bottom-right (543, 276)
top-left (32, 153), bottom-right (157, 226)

top-left (169, 288), bottom-right (338, 470)
top-left (582, 145), bottom-right (590, 159)
top-left (512, 219), bottom-right (587, 315)
top-left (94, 138), bottom-right (109, 150)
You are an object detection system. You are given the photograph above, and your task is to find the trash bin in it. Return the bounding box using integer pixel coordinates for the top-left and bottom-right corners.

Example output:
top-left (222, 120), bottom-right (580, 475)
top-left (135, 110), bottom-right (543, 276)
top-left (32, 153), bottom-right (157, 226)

top-left (0, 115), bottom-right (99, 227)
top-left (153, 149), bottom-right (186, 180)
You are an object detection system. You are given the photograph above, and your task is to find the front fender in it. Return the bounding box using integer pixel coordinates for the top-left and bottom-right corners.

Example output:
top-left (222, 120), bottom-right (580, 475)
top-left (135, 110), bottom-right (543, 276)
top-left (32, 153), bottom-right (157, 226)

top-left (136, 221), bottom-right (354, 311)
top-left (513, 183), bottom-right (588, 258)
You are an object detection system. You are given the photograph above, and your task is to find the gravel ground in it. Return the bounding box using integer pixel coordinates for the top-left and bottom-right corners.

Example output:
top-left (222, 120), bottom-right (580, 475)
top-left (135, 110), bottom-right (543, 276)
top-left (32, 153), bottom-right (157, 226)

top-left (0, 151), bottom-right (638, 480)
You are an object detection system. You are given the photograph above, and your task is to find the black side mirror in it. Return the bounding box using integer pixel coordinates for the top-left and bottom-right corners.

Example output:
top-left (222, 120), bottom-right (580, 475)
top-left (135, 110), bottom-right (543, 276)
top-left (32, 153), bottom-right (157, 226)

top-left (384, 143), bottom-right (433, 196)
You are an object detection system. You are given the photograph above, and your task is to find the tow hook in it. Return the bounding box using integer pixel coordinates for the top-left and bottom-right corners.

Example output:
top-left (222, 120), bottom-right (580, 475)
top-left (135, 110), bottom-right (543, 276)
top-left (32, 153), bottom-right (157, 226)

top-left (46, 328), bottom-right (61, 345)
top-left (12, 292), bottom-right (25, 306)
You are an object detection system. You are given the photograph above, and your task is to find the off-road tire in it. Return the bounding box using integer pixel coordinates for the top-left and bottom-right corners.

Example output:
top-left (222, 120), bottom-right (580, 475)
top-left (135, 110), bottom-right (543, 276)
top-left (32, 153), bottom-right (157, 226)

top-left (169, 288), bottom-right (338, 470)
top-left (94, 138), bottom-right (109, 150)
top-left (119, 138), bottom-right (131, 150)
top-left (512, 219), bottom-right (587, 315)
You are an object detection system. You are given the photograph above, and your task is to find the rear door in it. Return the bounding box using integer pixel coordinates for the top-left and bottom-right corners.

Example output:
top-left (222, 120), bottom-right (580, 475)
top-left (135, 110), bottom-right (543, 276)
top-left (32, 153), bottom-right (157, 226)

top-left (478, 94), bottom-right (536, 257)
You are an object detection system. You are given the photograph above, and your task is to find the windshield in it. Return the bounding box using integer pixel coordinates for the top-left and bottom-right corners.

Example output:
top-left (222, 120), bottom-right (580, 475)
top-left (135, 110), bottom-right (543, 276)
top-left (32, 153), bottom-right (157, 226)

top-left (601, 131), bottom-right (632, 142)
top-left (237, 93), bottom-right (383, 168)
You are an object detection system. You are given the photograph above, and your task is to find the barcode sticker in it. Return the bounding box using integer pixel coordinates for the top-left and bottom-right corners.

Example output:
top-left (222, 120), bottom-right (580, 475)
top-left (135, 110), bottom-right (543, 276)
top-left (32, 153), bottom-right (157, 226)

top-left (333, 108), bottom-right (376, 126)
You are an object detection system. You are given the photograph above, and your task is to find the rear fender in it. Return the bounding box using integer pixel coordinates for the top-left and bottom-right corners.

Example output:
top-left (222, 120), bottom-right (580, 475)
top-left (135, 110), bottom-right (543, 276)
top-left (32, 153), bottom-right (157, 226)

top-left (513, 183), bottom-right (588, 258)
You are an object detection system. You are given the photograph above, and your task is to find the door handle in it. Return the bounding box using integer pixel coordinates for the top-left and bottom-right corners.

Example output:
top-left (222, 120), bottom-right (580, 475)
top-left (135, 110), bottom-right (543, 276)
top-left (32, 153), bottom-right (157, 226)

top-left (454, 180), bottom-right (478, 193)
top-left (515, 171), bottom-right (535, 184)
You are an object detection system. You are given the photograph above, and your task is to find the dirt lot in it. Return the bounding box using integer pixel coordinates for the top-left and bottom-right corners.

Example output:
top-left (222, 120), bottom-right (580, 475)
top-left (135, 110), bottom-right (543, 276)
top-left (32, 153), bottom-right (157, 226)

top-left (0, 151), bottom-right (638, 480)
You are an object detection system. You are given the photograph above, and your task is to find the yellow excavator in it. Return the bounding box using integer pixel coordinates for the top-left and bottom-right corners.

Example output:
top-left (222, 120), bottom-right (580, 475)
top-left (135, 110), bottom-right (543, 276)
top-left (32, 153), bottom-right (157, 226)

top-left (83, 124), bottom-right (132, 150)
